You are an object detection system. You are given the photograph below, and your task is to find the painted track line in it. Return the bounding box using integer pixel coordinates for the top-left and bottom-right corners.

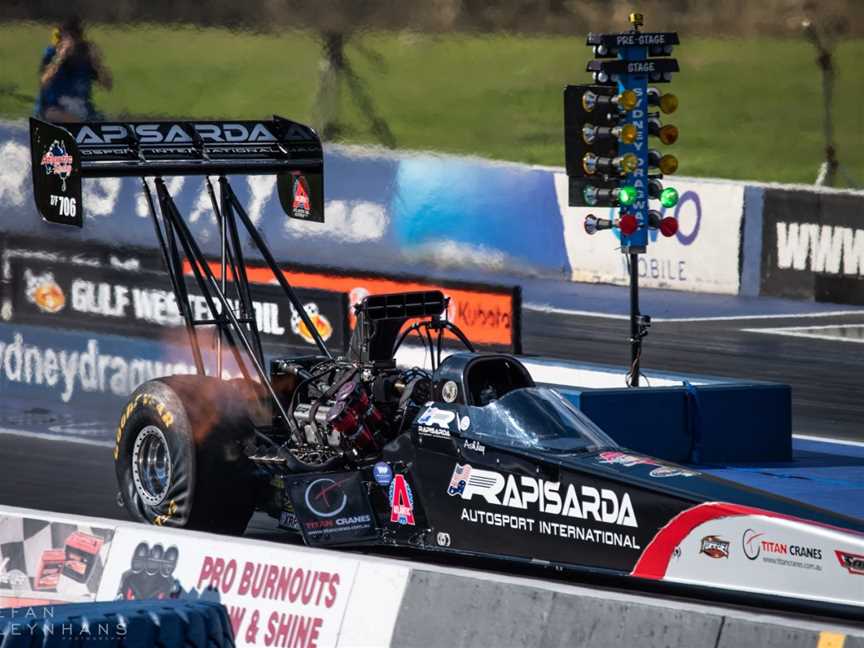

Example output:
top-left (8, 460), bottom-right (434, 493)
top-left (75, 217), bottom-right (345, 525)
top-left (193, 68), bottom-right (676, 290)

top-left (742, 325), bottom-right (864, 344)
top-left (793, 434), bottom-right (864, 449)
top-left (524, 303), bottom-right (864, 323)
top-left (0, 426), bottom-right (114, 448)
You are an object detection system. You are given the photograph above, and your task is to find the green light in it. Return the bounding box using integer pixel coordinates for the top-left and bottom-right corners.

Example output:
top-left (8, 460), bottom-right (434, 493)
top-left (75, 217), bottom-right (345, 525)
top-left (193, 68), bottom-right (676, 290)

top-left (660, 187), bottom-right (679, 208)
top-left (618, 186), bottom-right (637, 206)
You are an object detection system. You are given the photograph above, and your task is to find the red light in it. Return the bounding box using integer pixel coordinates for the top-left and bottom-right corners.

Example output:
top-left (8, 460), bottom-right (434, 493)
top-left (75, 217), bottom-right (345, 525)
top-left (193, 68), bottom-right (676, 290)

top-left (659, 217), bottom-right (678, 237)
top-left (619, 215), bottom-right (638, 236)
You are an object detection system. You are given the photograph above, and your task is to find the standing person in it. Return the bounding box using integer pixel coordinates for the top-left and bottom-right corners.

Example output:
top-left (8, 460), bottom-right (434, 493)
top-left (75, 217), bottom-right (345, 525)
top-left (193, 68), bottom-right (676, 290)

top-left (35, 16), bottom-right (113, 122)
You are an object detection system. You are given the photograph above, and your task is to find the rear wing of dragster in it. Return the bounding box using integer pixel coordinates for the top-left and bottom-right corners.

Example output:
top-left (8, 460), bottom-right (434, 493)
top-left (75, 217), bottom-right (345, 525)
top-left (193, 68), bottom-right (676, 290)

top-left (29, 116), bottom-right (323, 226)
top-left (27, 116), bottom-right (332, 435)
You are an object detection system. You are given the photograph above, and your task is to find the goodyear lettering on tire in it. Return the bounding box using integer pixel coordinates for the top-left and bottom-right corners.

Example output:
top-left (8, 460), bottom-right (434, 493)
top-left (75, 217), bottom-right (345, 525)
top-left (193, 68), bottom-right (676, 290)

top-left (114, 392), bottom-right (173, 461)
top-left (154, 499), bottom-right (178, 526)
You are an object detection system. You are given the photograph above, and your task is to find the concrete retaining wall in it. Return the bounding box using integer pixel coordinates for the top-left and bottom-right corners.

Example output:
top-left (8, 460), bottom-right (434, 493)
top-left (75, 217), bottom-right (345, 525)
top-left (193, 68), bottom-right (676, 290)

top-left (392, 569), bottom-right (864, 648)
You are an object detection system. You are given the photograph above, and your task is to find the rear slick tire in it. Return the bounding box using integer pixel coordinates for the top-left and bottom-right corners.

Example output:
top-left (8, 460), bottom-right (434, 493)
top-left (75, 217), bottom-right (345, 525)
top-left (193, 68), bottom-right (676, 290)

top-left (115, 376), bottom-right (257, 535)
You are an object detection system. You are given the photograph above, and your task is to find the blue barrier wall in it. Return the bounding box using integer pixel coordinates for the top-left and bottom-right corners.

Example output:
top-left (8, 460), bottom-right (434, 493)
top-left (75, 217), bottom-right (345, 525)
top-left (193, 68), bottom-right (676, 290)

top-left (4, 119), bottom-right (863, 301)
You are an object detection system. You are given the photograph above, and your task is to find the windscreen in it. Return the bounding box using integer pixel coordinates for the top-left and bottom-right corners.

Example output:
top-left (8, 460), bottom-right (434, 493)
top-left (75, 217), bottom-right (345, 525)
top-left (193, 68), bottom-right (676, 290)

top-left (468, 387), bottom-right (618, 453)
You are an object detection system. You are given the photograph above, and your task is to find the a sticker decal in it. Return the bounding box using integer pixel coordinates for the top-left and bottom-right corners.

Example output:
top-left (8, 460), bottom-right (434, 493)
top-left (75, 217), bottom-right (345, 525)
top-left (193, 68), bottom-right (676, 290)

top-left (389, 474), bottom-right (415, 526)
top-left (442, 380), bottom-right (458, 403)
top-left (463, 439), bottom-right (485, 454)
top-left (373, 462), bottom-right (394, 487)
top-left (417, 406), bottom-right (455, 438)
top-left (278, 510), bottom-right (300, 531)
top-left (700, 535), bottom-right (730, 559)
top-left (289, 472), bottom-right (377, 545)
top-left (648, 466), bottom-right (698, 478)
top-left (836, 550), bottom-right (864, 575)
top-left (304, 477), bottom-right (350, 518)
top-left (40, 140), bottom-right (73, 191)
top-left (742, 528), bottom-right (764, 560)
top-left (598, 451), bottom-right (698, 478)
top-left (447, 463), bottom-right (472, 496)
top-left (291, 174), bottom-right (311, 220)
top-left (597, 451), bottom-right (653, 467)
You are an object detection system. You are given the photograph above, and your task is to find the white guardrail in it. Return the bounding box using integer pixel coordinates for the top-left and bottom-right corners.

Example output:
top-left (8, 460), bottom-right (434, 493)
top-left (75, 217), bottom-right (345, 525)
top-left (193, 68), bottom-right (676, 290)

top-left (1, 505), bottom-right (863, 648)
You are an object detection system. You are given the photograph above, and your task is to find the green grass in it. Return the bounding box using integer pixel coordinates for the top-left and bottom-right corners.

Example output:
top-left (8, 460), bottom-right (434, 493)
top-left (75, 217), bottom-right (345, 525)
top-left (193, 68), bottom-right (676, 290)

top-left (2, 22), bottom-right (862, 185)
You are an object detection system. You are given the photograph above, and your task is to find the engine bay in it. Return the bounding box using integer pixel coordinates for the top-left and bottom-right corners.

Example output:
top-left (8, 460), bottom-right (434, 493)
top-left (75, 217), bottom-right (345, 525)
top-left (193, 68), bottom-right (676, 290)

top-left (270, 355), bottom-right (433, 461)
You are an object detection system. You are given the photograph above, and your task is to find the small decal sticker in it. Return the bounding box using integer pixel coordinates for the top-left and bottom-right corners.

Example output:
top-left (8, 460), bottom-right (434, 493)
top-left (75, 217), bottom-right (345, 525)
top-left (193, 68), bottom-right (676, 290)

top-left (442, 380), bottom-right (458, 403)
top-left (648, 466), bottom-right (698, 478)
top-left (700, 535), bottom-right (730, 559)
top-left (597, 451), bottom-right (653, 467)
top-left (373, 462), bottom-right (394, 487)
top-left (304, 477), bottom-right (350, 518)
top-left (389, 474), bottom-right (415, 526)
top-left (291, 174), bottom-right (311, 219)
top-left (836, 550), bottom-right (864, 575)
top-left (447, 463), bottom-right (472, 496)
top-left (463, 439), bottom-right (485, 454)
top-left (40, 140), bottom-right (73, 191)
top-left (417, 406), bottom-right (454, 438)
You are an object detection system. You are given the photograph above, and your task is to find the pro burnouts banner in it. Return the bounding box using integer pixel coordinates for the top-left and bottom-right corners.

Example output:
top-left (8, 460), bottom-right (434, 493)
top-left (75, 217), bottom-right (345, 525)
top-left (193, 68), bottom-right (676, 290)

top-left (760, 187), bottom-right (864, 304)
top-left (98, 528), bottom-right (361, 648)
top-left (0, 513), bottom-right (114, 608)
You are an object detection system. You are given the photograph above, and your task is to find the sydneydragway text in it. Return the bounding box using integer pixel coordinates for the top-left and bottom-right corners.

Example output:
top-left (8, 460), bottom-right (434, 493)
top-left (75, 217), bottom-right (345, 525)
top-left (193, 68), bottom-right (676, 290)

top-left (0, 331), bottom-right (196, 403)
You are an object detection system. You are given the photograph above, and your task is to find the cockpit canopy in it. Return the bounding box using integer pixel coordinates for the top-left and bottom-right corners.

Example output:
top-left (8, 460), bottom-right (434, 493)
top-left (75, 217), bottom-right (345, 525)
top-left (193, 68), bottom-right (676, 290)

top-left (460, 387), bottom-right (617, 453)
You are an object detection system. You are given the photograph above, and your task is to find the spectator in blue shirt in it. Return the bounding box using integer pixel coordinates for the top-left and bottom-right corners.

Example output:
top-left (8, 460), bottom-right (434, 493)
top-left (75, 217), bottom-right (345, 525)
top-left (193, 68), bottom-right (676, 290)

top-left (35, 16), bottom-right (113, 122)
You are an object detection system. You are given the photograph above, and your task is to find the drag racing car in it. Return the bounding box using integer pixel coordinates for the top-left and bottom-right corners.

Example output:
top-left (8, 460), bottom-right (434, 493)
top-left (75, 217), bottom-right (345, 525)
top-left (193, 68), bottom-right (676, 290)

top-left (28, 116), bottom-right (864, 613)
